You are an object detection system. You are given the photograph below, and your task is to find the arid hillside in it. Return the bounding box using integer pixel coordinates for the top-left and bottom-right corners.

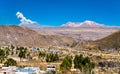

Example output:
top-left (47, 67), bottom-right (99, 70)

top-left (89, 30), bottom-right (120, 49)
top-left (34, 27), bottom-right (119, 41)
top-left (0, 26), bottom-right (76, 47)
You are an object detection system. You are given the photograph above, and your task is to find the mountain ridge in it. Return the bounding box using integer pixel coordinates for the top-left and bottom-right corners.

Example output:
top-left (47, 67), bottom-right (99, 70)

top-left (0, 26), bottom-right (76, 47)
top-left (61, 20), bottom-right (119, 28)
top-left (89, 30), bottom-right (120, 49)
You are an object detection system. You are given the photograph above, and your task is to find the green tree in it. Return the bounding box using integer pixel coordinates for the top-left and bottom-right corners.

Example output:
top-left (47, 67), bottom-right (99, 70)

top-left (11, 50), bottom-right (14, 55)
top-left (0, 49), bottom-right (5, 63)
top-left (18, 47), bottom-right (26, 61)
top-left (27, 52), bottom-right (30, 60)
top-left (74, 54), bottom-right (95, 74)
top-left (39, 51), bottom-right (46, 58)
top-left (54, 53), bottom-right (59, 61)
top-left (4, 58), bottom-right (17, 67)
top-left (60, 56), bottom-right (72, 71)
top-left (5, 47), bottom-right (10, 57)
top-left (11, 45), bottom-right (14, 50)
top-left (46, 54), bottom-right (50, 62)
top-left (18, 50), bottom-right (25, 61)
top-left (46, 53), bottom-right (59, 62)
top-left (15, 47), bottom-right (19, 54)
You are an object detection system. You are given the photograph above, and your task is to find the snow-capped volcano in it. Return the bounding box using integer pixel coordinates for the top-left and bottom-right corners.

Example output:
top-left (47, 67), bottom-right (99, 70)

top-left (62, 20), bottom-right (105, 27)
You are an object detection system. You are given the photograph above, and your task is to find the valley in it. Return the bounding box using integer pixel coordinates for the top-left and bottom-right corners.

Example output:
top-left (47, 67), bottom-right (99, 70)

top-left (0, 25), bottom-right (119, 74)
top-left (1, 0), bottom-right (120, 74)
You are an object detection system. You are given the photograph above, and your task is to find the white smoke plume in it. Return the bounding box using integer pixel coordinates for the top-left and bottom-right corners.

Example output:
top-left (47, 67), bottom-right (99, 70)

top-left (16, 11), bottom-right (36, 25)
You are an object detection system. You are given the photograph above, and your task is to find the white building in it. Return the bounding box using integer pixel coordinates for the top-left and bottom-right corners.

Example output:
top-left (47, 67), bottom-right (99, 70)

top-left (46, 65), bottom-right (56, 71)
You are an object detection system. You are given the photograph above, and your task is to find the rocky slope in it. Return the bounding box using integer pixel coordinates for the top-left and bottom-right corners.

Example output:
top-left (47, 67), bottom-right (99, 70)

top-left (88, 30), bottom-right (120, 49)
top-left (0, 26), bottom-right (76, 47)
top-left (30, 21), bottom-right (119, 41)
top-left (35, 27), bottom-right (119, 41)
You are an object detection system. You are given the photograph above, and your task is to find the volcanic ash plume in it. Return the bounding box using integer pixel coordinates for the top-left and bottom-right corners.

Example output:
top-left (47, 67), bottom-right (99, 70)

top-left (16, 11), bottom-right (36, 25)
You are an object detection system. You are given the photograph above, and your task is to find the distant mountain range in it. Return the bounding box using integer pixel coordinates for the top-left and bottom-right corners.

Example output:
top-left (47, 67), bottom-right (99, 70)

top-left (0, 25), bottom-right (119, 48)
top-left (18, 20), bottom-right (119, 28)
top-left (16, 19), bottom-right (119, 41)
top-left (16, 11), bottom-right (119, 29)
top-left (0, 12), bottom-right (118, 47)
top-left (62, 20), bottom-right (105, 28)
top-left (0, 25), bottom-right (119, 47)
top-left (61, 20), bottom-right (119, 28)
top-left (33, 27), bottom-right (119, 41)
top-left (0, 26), bottom-right (75, 47)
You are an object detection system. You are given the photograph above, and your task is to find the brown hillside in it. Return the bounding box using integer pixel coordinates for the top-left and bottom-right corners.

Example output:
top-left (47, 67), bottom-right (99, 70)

top-left (89, 30), bottom-right (120, 49)
top-left (0, 26), bottom-right (76, 47)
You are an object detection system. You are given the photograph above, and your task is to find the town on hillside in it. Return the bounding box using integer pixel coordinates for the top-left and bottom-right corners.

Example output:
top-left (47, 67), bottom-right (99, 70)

top-left (0, 44), bottom-right (120, 74)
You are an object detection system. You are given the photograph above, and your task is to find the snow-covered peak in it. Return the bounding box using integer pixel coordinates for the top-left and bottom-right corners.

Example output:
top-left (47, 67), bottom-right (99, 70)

top-left (62, 22), bottom-right (82, 27)
top-left (83, 20), bottom-right (96, 25)
top-left (62, 20), bottom-right (105, 27)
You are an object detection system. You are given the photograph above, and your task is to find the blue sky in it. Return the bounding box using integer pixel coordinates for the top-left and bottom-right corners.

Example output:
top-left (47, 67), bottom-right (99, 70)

top-left (0, 0), bottom-right (120, 26)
